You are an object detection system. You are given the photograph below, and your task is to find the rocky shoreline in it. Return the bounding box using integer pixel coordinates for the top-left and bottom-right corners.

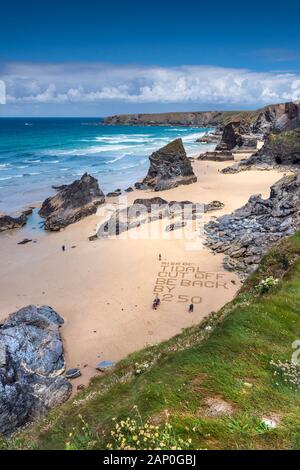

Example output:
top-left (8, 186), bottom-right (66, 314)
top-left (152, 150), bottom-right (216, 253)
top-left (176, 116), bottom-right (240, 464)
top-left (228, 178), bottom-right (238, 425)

top-left (205, 173), bottom-right (300, 276)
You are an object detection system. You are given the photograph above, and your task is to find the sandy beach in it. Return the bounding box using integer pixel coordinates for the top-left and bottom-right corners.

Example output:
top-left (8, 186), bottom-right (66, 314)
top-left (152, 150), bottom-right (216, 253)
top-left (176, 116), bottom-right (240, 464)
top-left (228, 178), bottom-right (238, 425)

top-left (0, 156), bottom-right (284, 389)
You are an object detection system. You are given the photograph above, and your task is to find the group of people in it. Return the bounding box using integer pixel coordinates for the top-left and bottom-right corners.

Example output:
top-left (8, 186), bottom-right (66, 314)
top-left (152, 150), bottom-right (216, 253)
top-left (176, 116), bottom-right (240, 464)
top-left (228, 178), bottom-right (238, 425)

top-left (152, 297), bottom-right (161, 310)
top-left (152, 297), bottom-right (194, 313)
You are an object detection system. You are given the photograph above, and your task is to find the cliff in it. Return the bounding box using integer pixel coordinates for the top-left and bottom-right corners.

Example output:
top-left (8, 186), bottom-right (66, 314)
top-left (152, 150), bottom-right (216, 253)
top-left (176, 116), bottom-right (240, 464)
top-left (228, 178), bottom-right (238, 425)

top-left (103, 110), bottom-right (257, 127)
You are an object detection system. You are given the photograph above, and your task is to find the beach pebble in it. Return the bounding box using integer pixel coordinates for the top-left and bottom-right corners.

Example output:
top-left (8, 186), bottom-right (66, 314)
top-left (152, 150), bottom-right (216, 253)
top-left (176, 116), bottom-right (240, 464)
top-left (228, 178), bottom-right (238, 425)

top-left (66, 368), bottom-right (82, 379)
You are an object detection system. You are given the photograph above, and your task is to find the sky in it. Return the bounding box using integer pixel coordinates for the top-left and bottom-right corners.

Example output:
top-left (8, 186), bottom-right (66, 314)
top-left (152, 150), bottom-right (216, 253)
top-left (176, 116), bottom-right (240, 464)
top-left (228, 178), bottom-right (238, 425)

top-left (0, 0), bottom-right (300, 116)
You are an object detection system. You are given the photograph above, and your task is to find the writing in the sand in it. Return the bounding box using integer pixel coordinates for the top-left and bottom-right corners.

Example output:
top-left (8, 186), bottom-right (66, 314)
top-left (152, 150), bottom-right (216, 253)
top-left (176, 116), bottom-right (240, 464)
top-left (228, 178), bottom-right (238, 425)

top-left (153, 261), bottom-right (229, 304)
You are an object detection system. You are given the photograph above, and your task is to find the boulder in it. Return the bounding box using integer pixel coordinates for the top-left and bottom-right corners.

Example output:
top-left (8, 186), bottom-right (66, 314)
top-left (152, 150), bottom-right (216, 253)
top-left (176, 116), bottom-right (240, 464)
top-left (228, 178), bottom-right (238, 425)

top-left (165, 221), bottom-right (187, 232)
top-left (141, 139), bottom-right (197, 191)
top-left (252, 101), bottom-right (300, 134)
top-left (39, 173), bottom-right (105, 231)
top-left (0, 305), bottom-right (71, 435)
top-left (106, 189), bottom-right (122, 197)
top-left (0, 213), bottom-right (27, 232)
top-left (204, 201), bottom-right (224, 212)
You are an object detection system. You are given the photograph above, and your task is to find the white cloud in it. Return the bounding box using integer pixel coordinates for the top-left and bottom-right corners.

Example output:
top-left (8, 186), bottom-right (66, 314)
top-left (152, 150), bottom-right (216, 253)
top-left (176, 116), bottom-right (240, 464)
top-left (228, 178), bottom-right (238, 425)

top-left (1, 62), bottom-right (300, 106)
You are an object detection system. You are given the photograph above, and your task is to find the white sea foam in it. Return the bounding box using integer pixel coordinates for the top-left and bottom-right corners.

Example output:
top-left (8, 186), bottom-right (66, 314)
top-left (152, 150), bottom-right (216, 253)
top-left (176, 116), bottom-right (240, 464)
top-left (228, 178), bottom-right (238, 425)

top-left (105, 152), bottom-right (134, 164)
top-left (182, 132), bottom-right (205, 143)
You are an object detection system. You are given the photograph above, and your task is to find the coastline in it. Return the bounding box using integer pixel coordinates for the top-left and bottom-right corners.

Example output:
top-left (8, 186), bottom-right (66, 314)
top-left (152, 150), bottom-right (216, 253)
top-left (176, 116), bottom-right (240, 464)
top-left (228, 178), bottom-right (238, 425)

top-left (0, 152), bottom-right (284, 391)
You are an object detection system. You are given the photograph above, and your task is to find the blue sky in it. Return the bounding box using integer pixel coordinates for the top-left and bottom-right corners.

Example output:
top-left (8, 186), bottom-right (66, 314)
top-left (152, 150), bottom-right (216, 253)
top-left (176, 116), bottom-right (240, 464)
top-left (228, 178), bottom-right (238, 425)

top-left (0, 0), bottom-right (300, 116)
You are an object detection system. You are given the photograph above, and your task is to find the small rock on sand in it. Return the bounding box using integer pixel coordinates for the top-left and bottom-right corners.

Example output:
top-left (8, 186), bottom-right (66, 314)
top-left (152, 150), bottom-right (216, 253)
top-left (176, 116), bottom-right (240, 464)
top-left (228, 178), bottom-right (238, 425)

top-left (66, 368), bottom-right (82, 379)
top-left (96, 360), bottom-right (115, 372)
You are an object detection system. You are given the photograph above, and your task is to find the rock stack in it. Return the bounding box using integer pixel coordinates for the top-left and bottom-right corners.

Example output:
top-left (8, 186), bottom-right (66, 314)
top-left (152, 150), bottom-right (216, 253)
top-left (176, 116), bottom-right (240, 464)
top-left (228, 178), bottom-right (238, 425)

top-left (138, 139), bottom-right (197, 191)
top-left (39, 173), bottom-right (105, 231)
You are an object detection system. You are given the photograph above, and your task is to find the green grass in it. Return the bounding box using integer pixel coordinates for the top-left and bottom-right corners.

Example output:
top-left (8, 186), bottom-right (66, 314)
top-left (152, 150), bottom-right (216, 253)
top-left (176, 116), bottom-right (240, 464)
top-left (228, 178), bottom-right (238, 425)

top-left (2, 233), bottom-right (300, 450)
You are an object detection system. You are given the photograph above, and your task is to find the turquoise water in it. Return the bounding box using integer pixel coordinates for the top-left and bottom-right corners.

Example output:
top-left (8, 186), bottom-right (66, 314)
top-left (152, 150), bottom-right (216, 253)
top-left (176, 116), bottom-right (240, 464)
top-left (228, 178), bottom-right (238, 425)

top-left (0, 118), bottom-right (213, 213)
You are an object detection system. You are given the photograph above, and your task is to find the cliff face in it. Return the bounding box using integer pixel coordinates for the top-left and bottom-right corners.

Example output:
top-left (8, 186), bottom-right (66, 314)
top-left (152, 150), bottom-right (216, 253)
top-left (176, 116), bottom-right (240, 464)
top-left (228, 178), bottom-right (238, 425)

top-left (252, 101), bottom-right (300, 134)
top-left (215, 101), bottom-right (300, 152)
top-left (103, 102), bottom-right (300, 135)
top-left (103, 110), bottom-right (256, 127)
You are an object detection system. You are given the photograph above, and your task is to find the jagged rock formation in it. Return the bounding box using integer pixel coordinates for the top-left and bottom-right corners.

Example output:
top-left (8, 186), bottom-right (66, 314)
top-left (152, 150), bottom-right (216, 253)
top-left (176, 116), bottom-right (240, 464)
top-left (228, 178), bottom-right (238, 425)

top-left (0, 305), bottom-right (71, 435)
top-left (90, 197), bottom-right (223, 239)
top-left (252, 101), bottom-right (300, 134)
top-left (217, 102), bottom-right (300, 153)
top-left (140, 139), bottom-right (197, 191)
top-left (216, 121), bottom-right (252, 151)
top-left (222, 128), bottom-right (300, 174)
top-left (198, 151), bottom-right (234, 162)
top-left (39, 173), bottom-right (105, 231)
top-left (0, 213), bottom-right (27, 232)
top-left (205, 173), bottom-right (300, 275)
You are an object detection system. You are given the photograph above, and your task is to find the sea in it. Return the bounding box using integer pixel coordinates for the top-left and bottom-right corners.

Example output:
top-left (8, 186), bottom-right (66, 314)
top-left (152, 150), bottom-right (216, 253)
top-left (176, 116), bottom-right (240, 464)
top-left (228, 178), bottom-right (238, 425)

top-left (0, 118), bottom-right (214, 214)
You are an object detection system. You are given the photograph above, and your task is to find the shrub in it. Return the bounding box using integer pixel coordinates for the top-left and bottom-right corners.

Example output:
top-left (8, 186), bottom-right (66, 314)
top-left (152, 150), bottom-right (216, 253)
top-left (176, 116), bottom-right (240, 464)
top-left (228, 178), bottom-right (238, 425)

top-left (255, 276), bottom-right (279, 294)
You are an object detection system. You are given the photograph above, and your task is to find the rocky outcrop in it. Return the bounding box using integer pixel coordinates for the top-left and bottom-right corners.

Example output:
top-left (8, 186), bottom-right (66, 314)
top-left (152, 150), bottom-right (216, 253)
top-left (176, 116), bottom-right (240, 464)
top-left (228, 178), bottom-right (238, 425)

top-left (205, 173), bottom-right (300, 275)
top-left (90, 197), bottom-right (223, 239)
top-left (216, 121), bottom-right (248, 151)
top-left (0, 305), bottom-right (71, 435)
top-left (222, 128), bottom-right (300, 174)
top-left (198, 151), bottom-right (234, 162)
top-left (252, 101), bottom-right (300, 134)
top-left (140, 139), bottom-right (197, 191)
top-left (215, 121), bottom-right (259, 152)
top-left (214, 102), bottom-right (300, 154)
top-left (39, 173), bottom-right (105, 231)
top-left (0, 213), bottom-right (27, 232)
top-left (196, 132), bottom-right (221, 144)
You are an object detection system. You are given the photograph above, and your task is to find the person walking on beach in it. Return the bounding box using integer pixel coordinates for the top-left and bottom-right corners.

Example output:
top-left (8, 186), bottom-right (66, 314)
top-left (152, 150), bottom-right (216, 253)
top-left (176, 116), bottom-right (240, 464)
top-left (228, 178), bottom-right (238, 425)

top-left (158, 253), bottom-right (161, 261)
top-left (152, 297), bottom-right (161, 310)
top-left (188, 303), bottom-right (194, 313)
top-left (62, 245), bottom-right (65, 252)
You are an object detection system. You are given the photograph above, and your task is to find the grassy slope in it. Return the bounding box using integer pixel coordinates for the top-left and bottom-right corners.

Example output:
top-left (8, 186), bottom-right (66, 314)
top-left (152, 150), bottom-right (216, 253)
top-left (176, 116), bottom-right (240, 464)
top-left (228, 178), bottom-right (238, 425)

top-left (3, 233), bottom-right (300, 450)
